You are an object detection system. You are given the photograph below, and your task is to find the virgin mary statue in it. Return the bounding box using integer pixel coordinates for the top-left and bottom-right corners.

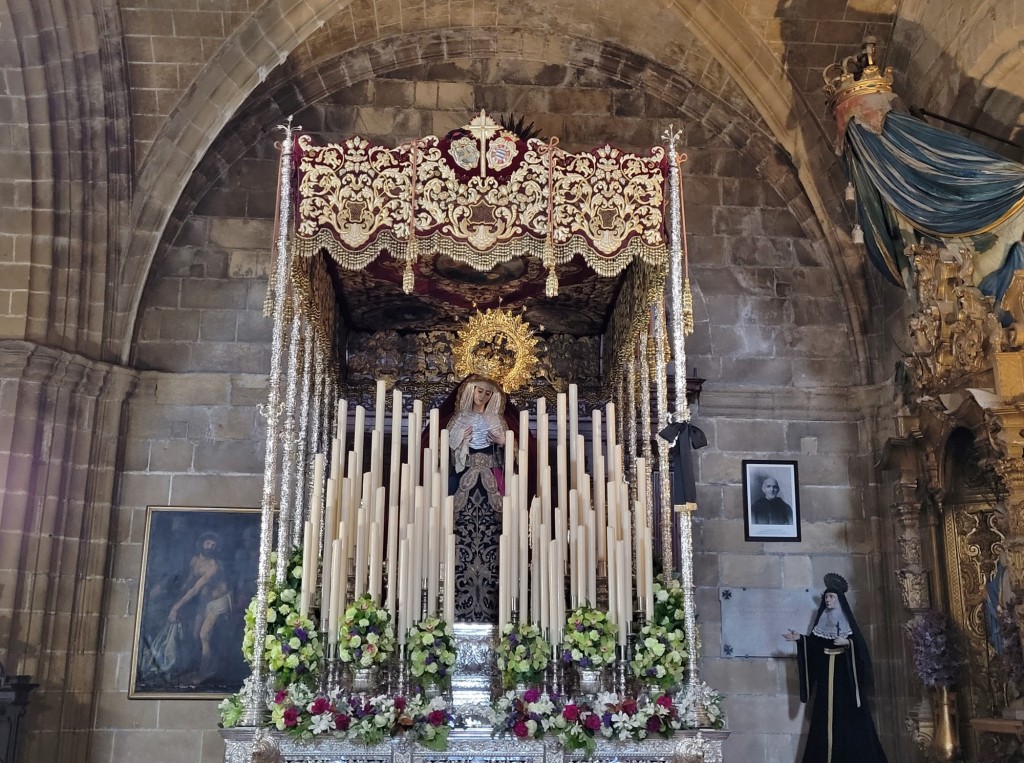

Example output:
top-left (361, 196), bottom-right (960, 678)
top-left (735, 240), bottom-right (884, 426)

top-left (442, 375), bottom-right (509, 622)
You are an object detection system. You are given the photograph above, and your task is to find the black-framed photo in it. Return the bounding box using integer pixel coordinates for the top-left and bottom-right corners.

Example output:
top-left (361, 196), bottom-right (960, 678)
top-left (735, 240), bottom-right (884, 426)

top-left (130, 506), bottom-right (261, 698)
top-left (742, 460), bottom-right (800, 542)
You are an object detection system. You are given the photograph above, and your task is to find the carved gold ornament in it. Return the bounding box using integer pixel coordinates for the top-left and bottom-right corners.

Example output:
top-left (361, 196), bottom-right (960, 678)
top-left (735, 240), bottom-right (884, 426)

top-left (451, 309), bottom-right (539, 394)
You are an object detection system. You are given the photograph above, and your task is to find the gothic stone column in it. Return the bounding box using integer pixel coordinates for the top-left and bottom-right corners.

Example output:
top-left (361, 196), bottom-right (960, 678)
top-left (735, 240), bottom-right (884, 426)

top-left (0, 340), bottom-right (137, 763)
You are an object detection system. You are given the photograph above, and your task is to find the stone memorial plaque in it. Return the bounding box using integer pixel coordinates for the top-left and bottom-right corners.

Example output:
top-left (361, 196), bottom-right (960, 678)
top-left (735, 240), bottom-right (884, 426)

top-left (719, 587), bottom-right (815, 658)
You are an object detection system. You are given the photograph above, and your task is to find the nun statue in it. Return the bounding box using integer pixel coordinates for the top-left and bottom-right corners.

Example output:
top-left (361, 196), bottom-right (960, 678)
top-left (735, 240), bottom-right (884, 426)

top-left (783, 573), bottom-right (888, 763)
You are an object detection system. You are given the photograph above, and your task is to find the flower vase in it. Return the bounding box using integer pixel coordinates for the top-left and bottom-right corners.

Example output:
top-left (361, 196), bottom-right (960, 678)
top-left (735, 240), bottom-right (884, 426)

top-left (930, 685), bottom-right (959, 763)
top-left (351, 666), bottom-right (376, 692)
top-left (577, 668), bottom-right (602, 695)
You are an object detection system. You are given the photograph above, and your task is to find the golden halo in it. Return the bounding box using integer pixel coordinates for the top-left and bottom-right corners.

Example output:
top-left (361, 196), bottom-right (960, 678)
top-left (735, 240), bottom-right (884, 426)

top-left (452, 309), bottom-right (539, 393)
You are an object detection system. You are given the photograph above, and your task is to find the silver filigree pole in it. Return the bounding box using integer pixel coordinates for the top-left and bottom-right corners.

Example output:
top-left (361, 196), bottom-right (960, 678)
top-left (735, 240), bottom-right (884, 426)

top-left (639, 333), bottom-right (653, 555)
top-left (294, 319), bottom-right (315, 543)
top-left (282, 310), bottom-right (304, 551)
top-left (663, 125), bottom-right (710, 728)
top-left (626, 353), bottom-right (638, 497)
top-left (243, 117), bottom-right (297, 727)
top-left (652, 303), bottom-right (672, 573)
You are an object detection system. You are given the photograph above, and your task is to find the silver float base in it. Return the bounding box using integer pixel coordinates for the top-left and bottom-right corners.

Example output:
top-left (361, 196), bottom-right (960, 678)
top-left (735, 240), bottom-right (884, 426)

top-left (221, 726), bottom-right (728, 762)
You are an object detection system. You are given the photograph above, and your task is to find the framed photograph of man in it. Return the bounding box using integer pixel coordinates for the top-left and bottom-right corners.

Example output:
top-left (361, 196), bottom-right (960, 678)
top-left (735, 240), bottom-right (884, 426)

top-left (742, 460), bottom-right (800, 542)
top-left (129, 506), bottom-right (261, 699)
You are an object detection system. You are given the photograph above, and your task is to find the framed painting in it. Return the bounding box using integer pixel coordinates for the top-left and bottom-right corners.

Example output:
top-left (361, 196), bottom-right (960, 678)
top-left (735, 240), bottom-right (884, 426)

top-left (742, 460), bottom-right (800, 542)
top-left (129, 506), bottom-right (261, 699)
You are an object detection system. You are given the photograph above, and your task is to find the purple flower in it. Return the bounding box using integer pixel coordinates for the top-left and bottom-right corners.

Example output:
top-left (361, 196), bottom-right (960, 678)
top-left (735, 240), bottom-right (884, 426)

top-left (584, 713), bottom-right (601, 731)
top-left (524, 688), bottom-right (541, 703)
top-left (294, 626), bottom-right (308, 643)
top-left (646, 715), bottom-right (662, 732)
top-left (562, 650), bottom-right (572, 663)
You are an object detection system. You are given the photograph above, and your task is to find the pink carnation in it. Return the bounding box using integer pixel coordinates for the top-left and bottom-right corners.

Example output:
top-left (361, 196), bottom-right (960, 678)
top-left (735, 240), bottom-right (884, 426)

top-left (283, 707), bottom-right (299, 728)
top-left (523, 688), bottom-right (541, 703)
top-left (584, 713), bottom-right (601, 731)
top-left (309, 697), bottom-right (331, 716)
top-left (562, 704), bottom-right (580, 721)
top-left (513, 721), bottom-right (529, 738)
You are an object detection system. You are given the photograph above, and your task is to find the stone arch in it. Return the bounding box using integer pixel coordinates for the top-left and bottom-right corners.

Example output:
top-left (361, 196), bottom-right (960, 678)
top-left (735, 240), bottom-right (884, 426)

top-left (6, 0), bottom-right (131, 360)
top-left (118, 0), bottom-right (862, 376)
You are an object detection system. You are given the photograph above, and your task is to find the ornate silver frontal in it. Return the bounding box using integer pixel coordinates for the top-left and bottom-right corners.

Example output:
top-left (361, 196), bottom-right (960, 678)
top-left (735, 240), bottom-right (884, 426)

top-left (221, 727), bottom-right (727, 763)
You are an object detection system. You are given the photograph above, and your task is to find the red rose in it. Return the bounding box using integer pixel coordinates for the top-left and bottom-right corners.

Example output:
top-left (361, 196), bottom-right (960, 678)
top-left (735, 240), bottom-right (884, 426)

top-left (584, 713), bottom-right (601, 731)
top-left (656, 695), bottom-right (673, 710)
top-left (310, 697), bottom-right (331, 715)
top-left (563, 704), bottom-right (580, 722)
top-left (513, 721), bottom-right (529, 738)
top-left (622, 698), bottom-right (638, 716)
top-left (335, 713), bottom-right (350, 731)
top-left (428, 709), bottom-right (447, 726)
top-left (283, 707), bottom-right (299, 728)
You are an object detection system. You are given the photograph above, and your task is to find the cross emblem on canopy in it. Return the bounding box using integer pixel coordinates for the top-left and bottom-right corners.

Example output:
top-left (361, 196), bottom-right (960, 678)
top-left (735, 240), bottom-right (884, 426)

top-left (463, 111), bottom-right (502, 177)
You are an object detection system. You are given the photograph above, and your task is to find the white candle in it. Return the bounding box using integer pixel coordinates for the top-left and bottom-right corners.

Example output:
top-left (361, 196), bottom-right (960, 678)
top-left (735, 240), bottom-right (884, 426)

top-left (336, 398), bottom-right (348, 477)
top-left (328, 538), bottom-right (343, 644)
top-left (422, 447), bottom-right (433, 506)
top-left (617, 539), bottom-right (630, 645)
top-left (411, 399), bottom-right (423, 495)
top-left (300, 521), bottom-right (313, 617)
top-left (368, 522), bottom-right (382, 601)
top-left (576, 530), bottom-right (586, 608)
top-left (354, 513), bottom-right (368, 598)
top-left (390, 389), bottom-right (403, 498)
top-left (445, 535), bottom-right (456, 625)
top-left (439, 428), bottom-right (450, 499)
top-left (386, 487), bottom-right (400, 618)
top-left (369, 429), bottom-right (382, 493)
top-left (606, 527), bottom-right (618, 626)
top-left (548, 538), bottom-right (560, 647)
top-left (310, 452), bottom-right (325, 542)
top-left (354, 405), bottom-right (366, 489)
top-left (375, 379), bottom-right (386, 432)
top-left (556, 393), bottom-right (567, 510)
top-left (568, 490), bottom-right (579, 606)
top-left (504, 431), bottom-right (515, 495)
top-left (568, 384), bottom-right (578, 488)
top-left (519, 409), bottom-right (529, 461)
top-left (644, 526), bottom-right (655, 621)
top-left (595, 457), bottom-right (606, 563)
top-left (397, 536), bottom-right (409, 644)
top-left (499, 536), bottom-right (509, 626)
top-left (586, 509), bottom-right (597, 605)
top-left (518, 508), bottom-right (528, 623)
top-left (538, 521), bottom-right (548, 633)
top-left (427, 505), bottom-right (440, 615)
top-left (336, 520), bottom-right (348, 617)
top-left (429, 408), bottom-right (439, 477)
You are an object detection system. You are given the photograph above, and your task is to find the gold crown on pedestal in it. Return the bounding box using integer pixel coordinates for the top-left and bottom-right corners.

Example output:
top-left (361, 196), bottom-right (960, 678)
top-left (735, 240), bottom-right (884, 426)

top-left (822, 36), bottom-right (894, 112)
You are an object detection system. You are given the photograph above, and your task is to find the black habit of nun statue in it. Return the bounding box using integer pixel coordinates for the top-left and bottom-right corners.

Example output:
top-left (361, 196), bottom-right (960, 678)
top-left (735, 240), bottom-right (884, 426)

top-left (657, 417), bottom-right (708, 506)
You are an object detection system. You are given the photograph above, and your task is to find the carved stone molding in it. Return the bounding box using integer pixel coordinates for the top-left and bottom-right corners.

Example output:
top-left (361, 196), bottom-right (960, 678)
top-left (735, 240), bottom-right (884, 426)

top-left (897, 568), bottom-right (931, 612)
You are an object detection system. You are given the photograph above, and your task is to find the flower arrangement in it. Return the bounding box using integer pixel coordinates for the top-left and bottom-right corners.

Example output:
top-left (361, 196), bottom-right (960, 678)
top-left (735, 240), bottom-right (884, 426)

top-left (561, 606), bottom-right (617, 669)
top-left (242, 549), bottom-right (322, 687)
top-left (337, 594), bottom-right (396, 669)
top-left (218, 693), bottom-right (245, 728)
top-left (652, 574), bottom-right (687, 633)
top-left (495, 621), bottom-right (551, 686)
top-left (906, 609), bottom-right (964, 688)
top-left (407, 616), bottom-right (456, 687)
top-left (490, 690), bottom-right (686, 758)
top-left (270, 684), bottom-right (452, 751)
top-left (679, 681), bottom-right (726, 730)
top-left (490, 688), bottom-right (566, 741)
top-left (629, 622), bottom-right (687, 690)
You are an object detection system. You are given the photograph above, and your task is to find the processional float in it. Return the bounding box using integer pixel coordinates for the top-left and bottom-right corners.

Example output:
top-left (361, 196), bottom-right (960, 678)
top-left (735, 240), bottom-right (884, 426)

top-left (224, 112), bottom-right (725, 762)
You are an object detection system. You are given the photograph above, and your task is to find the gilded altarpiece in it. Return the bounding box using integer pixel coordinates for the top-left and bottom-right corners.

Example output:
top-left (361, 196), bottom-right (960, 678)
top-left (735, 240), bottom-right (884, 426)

top-left (941, 441), bottom-right (1008, 757)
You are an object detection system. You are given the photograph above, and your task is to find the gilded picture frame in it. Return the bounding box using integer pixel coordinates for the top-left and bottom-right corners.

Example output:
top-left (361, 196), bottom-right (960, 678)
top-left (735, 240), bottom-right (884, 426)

top-left (129, 505), bottom-right (261, 699)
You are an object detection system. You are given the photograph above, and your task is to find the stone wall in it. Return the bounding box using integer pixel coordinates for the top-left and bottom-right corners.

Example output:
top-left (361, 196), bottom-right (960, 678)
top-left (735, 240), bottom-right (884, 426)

top-left (93, 371), bottom-right (267, 763)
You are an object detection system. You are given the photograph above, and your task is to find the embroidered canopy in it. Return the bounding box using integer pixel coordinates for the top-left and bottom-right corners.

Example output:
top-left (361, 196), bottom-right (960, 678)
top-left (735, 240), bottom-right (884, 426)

top-left (292, 112), bottom-right (670, 285)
